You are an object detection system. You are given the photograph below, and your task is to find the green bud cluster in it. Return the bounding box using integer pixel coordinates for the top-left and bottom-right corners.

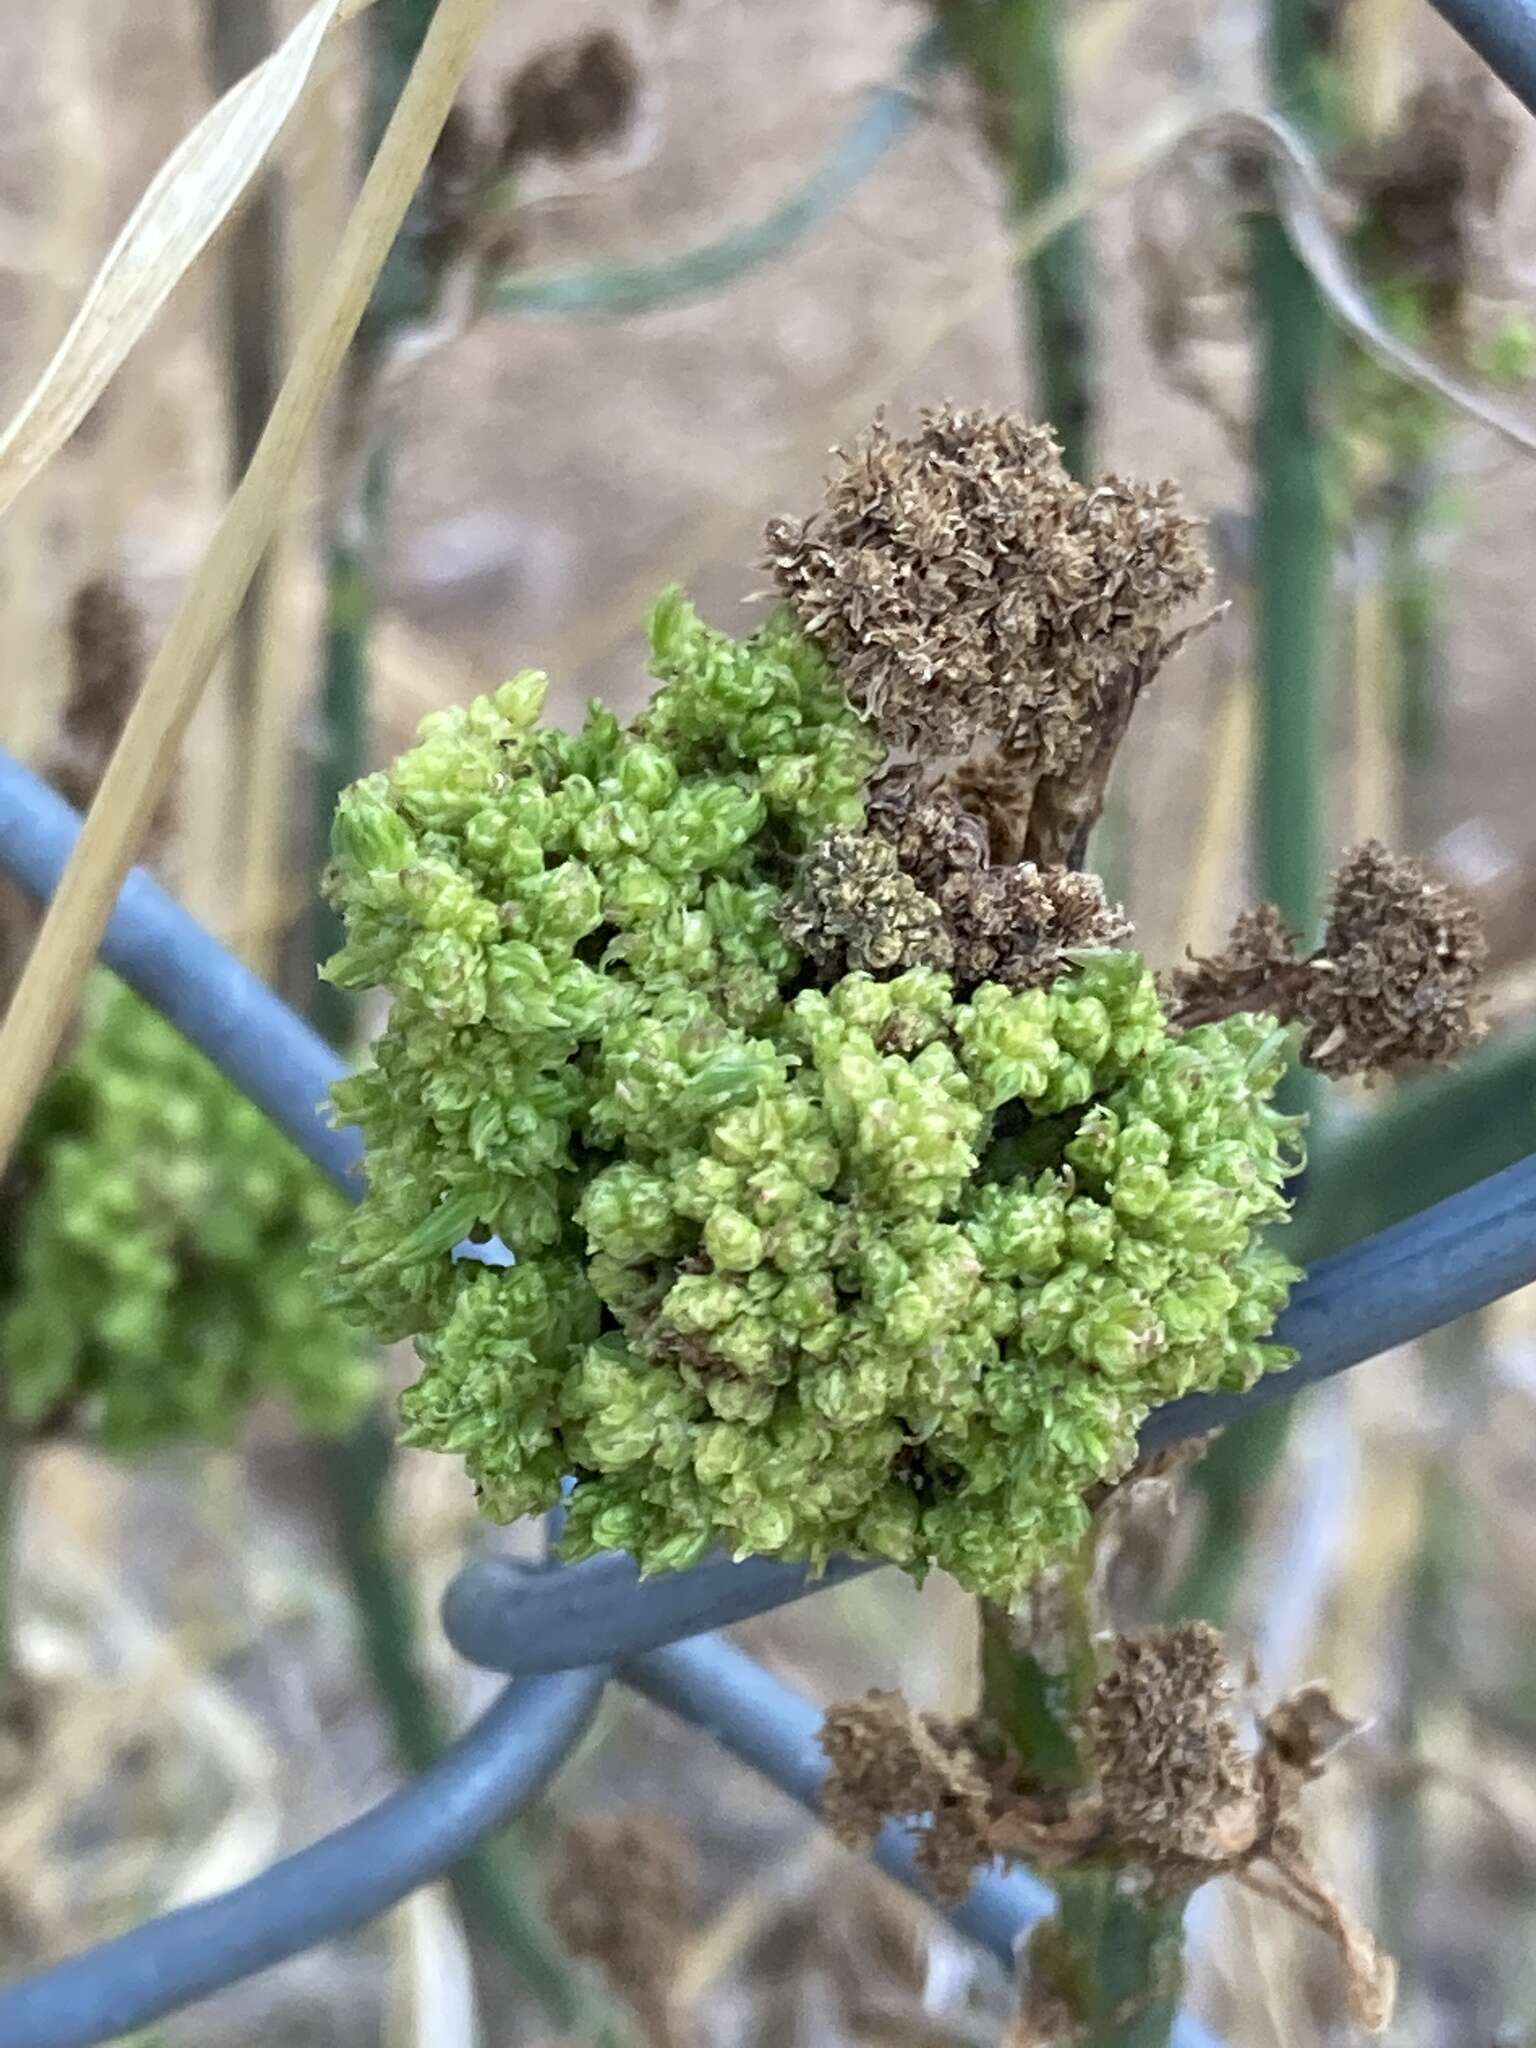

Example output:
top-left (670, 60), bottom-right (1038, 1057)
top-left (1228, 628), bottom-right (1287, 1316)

top-left (2, 978), bottom-right (375, 1453)
top-left (320, 591), bottom-right (1302, 1601)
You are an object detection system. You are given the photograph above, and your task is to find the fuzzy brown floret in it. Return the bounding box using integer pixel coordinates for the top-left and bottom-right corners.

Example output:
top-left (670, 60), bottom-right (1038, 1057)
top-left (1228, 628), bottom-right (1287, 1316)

top-left (1168, 846), bottom-right (1486, 1077)
top-left (765, 408), bottom-right (1210, 865)
top-left (1084, 1623), bottom-right (1260, 1875)
top-left (779, 830), bottom-right (954, 979)
top-left (1305, 840), bottom-right (1486, 1076)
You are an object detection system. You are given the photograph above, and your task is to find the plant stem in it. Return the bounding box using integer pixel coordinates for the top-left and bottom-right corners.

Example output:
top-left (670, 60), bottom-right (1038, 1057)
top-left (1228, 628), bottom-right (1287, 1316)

top-left (995, 0), bottom-right (1095, 480)
top-left (979, 1552), bottom-right (1187, 2047)
top-left (1251, 208), bottom-right (1331, 952)
top-left (327, 1415), bottom-right (613, 2036)
top-left (1385, 461), bottom-right (1440, 846)
top-left (1172, 0), bottom-right (1338, 1626)
top-left (201, 0), bottom-right (283, 772)
top-left (307, 400), bottom-right (385, 1045)
top-left (938, 0), bottom-right (1095, 477)
top-left (1253, 0), bottom-right (1335, 949)
top-left (1032, 1877), bottom-right (1188, 2048)
top-left (978, 1592), bottom-right (1090, 1792)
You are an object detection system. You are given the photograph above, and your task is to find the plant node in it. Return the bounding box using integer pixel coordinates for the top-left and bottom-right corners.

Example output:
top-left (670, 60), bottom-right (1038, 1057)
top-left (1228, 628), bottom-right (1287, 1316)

top-left (819, 1625), bottom-right (1395, 2031)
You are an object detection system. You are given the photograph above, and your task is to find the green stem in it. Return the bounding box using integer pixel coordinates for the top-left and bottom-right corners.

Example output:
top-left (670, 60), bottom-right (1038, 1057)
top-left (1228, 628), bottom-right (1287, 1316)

top-left (997, 0), bottom-right (1094, 480)
top-left (201, 0), bottom-right (283, 769)
top-left (1031, 1877), bottom-right (1188, 2048)
top-left (1251, 203), bottom-right (1332, 954)
top-left (939, 0), bottom-right (1095, 479)
top-left (1385, 463), bottom-right (1440, 846)
top-left (308, 417), bottom-right (385, 1047)
top-left (1253, 0), bottom-right (1335, 947)
top-left (978, 1557), bottom-right (1186, 2048)
top-left (328, 1415), bottom-right (612, 2036)
top-left (1174, 0), bottom-right (1338, 1626)
top-left (978, 1595), bottom-right (1087, 1791)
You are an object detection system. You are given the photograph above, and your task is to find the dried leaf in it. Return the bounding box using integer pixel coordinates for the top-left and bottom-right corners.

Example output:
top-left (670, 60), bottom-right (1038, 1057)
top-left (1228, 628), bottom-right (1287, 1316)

top-left (0, 0), bottom-right (379, 519)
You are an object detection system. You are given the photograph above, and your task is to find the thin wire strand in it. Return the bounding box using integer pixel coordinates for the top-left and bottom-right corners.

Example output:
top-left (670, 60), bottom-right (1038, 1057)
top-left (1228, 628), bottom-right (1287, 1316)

top-left (0, 1670), bottom-right (606, 2048)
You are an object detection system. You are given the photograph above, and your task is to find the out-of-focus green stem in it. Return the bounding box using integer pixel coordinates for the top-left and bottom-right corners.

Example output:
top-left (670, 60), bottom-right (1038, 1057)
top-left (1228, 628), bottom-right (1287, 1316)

top-left (979, 1551), bottom-right (1186, 2047)
top-left (1173, 0), bottom-right (1338, 1627)
top-left (1173, 1398), bottom-right (1291, 1626)
top-left (1251, 202), bottom-right (1332, 954)
top-left (1385, 462), bottom-right (1440, 844)
top-left (202, 0), bottom-right (283, 766)
top-left (995, 0), bottom-right (1095, 479)
top-left (1253, 0), bottom-right (1334, 950)
top-left (939, 0), bottom-right (1095, 477)
top-left (307, 418), bottom-right (385, 1048)
top-left (328, 1416), bottom-right (619, 2038)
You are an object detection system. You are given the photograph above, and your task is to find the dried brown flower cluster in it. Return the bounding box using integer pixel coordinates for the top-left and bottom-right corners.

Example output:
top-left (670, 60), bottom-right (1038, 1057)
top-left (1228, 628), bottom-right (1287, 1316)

top-left (1085, 1625), bottom-right (1258, 1873)
top-left (780, 831), bottom-right (951, 980)
top-left (1, 577), bottom-right (157, 1045)
top-left (1348, 73), bottom-right (1516, 340)
top-left (766, 407), bottom-right (1211, 867)
top-left (501, 28), bottom-right (642, 168)
top-left (820, 1624), bottom-right (1394, 2032)
top-left (873, 765), bottom-right (1130, 990)
top-left (1168, 842), bottom-right (1486, 1078)
top-left (820, 1689), bottom-right (997, 1905)
top-left (547, 1809), bottom-right (697, 2048)
top-left (784, 764), bottom-right (1130, 995)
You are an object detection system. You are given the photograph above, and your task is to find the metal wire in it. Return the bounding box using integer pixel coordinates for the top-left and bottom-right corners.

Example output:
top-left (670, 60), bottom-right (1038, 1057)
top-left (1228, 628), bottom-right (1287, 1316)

top-left (0, 753), bottom-right (360, 1191)
top-left (0, 1670), bottom-right (606, 2048)
top-left (1428, 0), bottom-right (1536, 117)
top-left (441, 1547), bottom-right (879, 1678)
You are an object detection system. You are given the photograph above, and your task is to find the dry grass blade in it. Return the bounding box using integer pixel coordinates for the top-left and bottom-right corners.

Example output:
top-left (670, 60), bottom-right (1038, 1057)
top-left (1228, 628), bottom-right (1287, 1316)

top-left (0, 0), bottom-right (493, 1176)
top-left (0, 0), bottom-right (383, 521)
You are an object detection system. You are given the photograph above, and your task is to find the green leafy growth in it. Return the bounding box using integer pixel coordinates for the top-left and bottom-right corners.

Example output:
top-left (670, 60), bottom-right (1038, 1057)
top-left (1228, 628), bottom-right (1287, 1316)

top-left (320, 595), bottom-right (1301, 1601)
top-left (3, 979), bottom-right (374, 1452)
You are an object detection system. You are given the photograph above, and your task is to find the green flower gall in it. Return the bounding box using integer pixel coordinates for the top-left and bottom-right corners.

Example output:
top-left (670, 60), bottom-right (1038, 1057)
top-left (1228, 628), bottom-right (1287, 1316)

top-left (317, 587), bottom-right (1304, 1603)
top-left (3, 978), bottom-right (374, 1453)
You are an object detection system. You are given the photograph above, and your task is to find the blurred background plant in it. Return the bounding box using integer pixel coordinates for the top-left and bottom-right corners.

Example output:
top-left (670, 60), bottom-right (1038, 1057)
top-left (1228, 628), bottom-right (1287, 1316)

top-left (4, 1), bottom-right (1536, 2044)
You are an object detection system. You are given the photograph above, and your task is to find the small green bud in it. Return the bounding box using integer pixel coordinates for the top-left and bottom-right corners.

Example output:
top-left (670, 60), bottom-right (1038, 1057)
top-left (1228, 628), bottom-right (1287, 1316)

top-left (331, 777), bottom-right (414, 871)
top-left (704, 1207), bottom-right (766, 1271)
